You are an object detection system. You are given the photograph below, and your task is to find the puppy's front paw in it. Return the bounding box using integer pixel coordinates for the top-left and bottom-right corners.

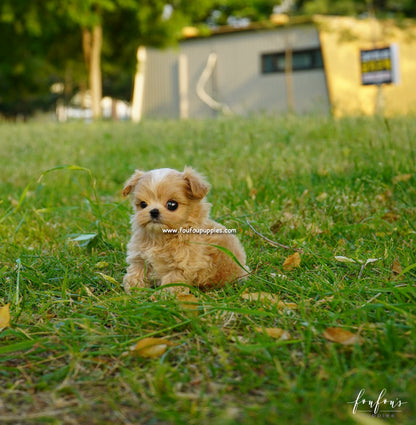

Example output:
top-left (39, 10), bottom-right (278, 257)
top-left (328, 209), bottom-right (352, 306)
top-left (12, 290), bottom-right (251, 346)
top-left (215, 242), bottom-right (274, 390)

top-left (160, 272), bottom-right (190, 295)
top-left (123, 273), bottom-right (146, 294)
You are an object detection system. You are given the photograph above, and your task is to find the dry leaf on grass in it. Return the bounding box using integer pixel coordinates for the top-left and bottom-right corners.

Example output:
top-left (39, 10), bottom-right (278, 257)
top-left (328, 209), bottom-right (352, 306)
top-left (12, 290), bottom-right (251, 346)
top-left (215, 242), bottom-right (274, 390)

top-left (375, 190), bottom-right (392, 204)
top-left (382, 211), bottom-right (400, 223)
top-left (94, 261), bottom-right (109, 269)
top-left (97, 272), bottom-right (119, 286)
top-left (0, 303), bottom-right (10, 330)
top-left (254, 327), bottom-right (291, 340)
top-left (357, 257), bottom-right (382, 279)
top-left (270, 220), bottom-right (283, 234)
top-left (176, 293), bottom-right (198, 303)
top-left (283, 252), bottom-right (301, 271)
top-left (335, 256), bottom-right (356, 263)
top-left (316, 192), bottom-right (328, 202)
top-left (241, 291), bottom-right (279, 304)
top-left (241, 291), bottom-right (297, 311)
top-left (176, 293), bottom-right (200, 317)
top-left (306, 223), bottom-right (324, 235)
top-left (335, 255), bottom-right (382, 281)
top-left (228, 334), bottom-right (250, 344)
top-left (315, 295), bottom-right (334, 306)
top-left (130, 337), bottom-right (173, 358)
top-left (278, 301), bottom-right (297, 310)
top-left (322, 327), bottom-right (362, 345)
top-left (392, 173), bottom-right (413, 184)
top-left (246, 175), bottom-right (257, 200)
top-left (391, 258), bottom-right (402, 278)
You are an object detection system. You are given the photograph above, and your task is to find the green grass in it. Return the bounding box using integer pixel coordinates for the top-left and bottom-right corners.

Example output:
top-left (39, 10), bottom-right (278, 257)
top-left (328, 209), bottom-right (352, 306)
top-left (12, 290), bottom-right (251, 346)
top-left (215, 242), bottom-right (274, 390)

top-left (0, 115), bottom-right (415, 425)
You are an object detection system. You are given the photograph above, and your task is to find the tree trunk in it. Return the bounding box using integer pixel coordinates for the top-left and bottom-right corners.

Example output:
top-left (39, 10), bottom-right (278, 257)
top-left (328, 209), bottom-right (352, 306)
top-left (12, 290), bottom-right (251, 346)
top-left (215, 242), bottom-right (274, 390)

top-left (284, 33), bottom-right (294, 113)
top-left (90, 24), bottom-right (102, 119)
top-left (82, 24), bottom-right (102, 119)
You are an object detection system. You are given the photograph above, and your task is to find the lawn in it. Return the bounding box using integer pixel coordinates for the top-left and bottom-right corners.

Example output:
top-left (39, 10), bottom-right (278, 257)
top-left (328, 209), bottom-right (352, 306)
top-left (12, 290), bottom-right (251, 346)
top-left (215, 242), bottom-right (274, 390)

top-left (0, 115), bottom-right (415, 425)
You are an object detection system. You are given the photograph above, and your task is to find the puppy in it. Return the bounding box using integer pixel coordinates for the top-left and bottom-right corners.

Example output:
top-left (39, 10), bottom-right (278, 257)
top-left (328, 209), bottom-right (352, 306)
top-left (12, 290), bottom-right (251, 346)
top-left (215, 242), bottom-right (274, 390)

top-left (122, 167), bottom-right (248, 294)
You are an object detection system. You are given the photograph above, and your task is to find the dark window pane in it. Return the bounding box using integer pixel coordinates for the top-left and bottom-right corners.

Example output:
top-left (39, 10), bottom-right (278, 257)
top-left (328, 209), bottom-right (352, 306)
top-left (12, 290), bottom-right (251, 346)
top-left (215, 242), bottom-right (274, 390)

top-left (261, 49), bottom-right (323, 74)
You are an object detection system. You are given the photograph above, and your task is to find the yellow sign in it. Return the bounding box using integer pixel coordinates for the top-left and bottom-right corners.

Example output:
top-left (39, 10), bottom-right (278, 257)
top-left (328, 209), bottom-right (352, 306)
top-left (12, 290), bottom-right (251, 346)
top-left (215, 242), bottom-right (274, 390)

top-left (360, 45), bottom-right (400, 85)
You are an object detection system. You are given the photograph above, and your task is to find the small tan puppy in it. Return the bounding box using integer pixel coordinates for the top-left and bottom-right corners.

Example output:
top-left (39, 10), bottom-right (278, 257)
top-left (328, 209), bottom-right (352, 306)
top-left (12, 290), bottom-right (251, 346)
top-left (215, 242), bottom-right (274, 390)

top-left (122, 167), bottom-right (247, 294)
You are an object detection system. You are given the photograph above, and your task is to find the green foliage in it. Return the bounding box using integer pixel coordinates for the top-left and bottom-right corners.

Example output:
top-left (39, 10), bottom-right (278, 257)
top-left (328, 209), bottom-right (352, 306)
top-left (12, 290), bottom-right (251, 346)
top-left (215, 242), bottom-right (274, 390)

top-left (0, 115), bottom-right (415, 424)
top-left (0, 0), bottom-right (218, 116)
top-left (299, 0), bottom-right (365, 16)
top-left (0, 1), bottom-right (71, 116)
top-left (296, 0), bottom-right (416, 17)
top-left (201, 0), bottom-right (277, 25)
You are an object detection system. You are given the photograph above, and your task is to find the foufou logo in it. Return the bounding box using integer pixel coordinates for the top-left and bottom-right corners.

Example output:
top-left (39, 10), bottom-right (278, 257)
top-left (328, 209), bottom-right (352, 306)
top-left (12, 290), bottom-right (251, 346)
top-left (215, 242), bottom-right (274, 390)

top-left (348, 388), bottom-right (407, 416)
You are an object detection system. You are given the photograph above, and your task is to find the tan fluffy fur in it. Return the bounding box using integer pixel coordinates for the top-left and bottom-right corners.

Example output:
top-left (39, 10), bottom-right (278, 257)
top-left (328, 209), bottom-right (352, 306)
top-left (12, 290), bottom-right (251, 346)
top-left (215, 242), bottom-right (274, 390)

top-left (123, 167), bottom-right (247, 294)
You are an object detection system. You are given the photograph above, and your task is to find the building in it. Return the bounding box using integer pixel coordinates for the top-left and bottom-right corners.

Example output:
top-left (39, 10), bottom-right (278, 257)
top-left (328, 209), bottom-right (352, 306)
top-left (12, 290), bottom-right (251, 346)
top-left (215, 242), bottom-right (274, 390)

top-left (131, 15), bottom-right (416, 120)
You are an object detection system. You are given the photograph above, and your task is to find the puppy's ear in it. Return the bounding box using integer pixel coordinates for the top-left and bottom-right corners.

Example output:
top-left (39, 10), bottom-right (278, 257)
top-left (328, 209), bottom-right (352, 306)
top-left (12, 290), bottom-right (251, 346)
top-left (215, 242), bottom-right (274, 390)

top-left (183, 167), bottom-right (210, 200)
top-left (122, 170), bottom-right (145, 196)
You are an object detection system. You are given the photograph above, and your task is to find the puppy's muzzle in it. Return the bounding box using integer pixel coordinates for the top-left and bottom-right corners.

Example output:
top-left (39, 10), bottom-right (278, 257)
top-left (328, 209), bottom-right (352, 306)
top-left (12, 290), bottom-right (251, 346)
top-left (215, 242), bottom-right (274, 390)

top-left (150, 208), bottom-right (160, 220)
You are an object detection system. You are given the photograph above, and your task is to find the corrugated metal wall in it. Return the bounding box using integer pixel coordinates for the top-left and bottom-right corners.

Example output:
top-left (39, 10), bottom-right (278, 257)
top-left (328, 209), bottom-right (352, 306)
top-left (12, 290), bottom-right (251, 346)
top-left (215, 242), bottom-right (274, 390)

top-left (142, 49), bottom-right (180, 119)
top-left (142, 25), bottom-right (330, 119)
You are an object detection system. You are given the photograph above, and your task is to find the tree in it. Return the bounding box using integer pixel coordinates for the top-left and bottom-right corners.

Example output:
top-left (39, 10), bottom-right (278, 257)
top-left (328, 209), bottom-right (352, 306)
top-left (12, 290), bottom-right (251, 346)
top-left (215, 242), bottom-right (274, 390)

top-left (181, 0), bottom-right (278, 27)
top-left (62, 0), bottom-right (219, 119)
top-left (61, 1), bottom-right (109, 119)
top-left (295, 0), bottom-right (416, 17)
top-left (0, 0), bottom-right (218, 118)
top-left (0, 1), bottom-right (63, 117)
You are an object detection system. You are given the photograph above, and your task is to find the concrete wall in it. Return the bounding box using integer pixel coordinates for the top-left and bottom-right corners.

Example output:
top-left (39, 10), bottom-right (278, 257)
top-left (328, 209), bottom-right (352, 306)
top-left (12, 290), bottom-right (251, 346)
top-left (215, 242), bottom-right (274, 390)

top-left (141, 25), bottom-right (330, 119)
top-left (141, 49), bottom-right (180, 119)
top-left (318, 16), bottom-right (416, 116)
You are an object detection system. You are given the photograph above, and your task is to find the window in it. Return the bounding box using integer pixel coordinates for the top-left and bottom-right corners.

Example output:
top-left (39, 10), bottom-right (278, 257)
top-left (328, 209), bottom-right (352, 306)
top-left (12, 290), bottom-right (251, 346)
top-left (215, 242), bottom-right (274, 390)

top-left (261, 48), bottom-right (324, 74)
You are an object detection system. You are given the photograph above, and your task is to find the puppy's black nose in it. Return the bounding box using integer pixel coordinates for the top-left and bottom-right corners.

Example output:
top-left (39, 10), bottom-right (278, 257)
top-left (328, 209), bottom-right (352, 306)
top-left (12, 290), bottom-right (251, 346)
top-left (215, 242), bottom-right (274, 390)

top-left (150, 208), bottom-right (160, 219)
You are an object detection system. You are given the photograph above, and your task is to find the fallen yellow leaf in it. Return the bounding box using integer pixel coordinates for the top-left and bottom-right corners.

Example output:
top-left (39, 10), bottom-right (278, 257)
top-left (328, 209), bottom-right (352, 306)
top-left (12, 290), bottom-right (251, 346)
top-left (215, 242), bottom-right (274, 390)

top-left (176, 293), bottom-right (200, 317)
top-left (246, 174), bottom-right (253, 190)
top-left (97, 272), bottom-right (119, 285)
top-left (315, 295), bottom-right (334, 306)
top-left (306, 223), bottom-right (324, 235)
top-left (391, 258), bottom-right (402, 277)
top-left (278, 301), bottom-right (297, 310)
top-left (241, 291), bottom-right (297, 310)
top-left (241, 291), bottom-right (279, 304)
top-left (375, 190), bottom-right (392, 204)
top-left (94, 261), bottom-right (109, 269)
top-left (283, 252), bottom-right (301, 271)
top-left (130, 337), bottom-right (173, 358)
top-left (283, 212), bottom-right (294, 221)
top-left (316, 192), bottom-right (328, 202)
top-left (254, 327), bottom-right (291, 340)
top-left (322, 327), bottom-right (362, 345)
top-left (176, 293), bottom-right (198, 303)
top-left (392, 173), bottom-right (413, 184)
top-left (382, 211), bottom-right (400, 223)
top-left (0, 303), bottom-right (10, 330)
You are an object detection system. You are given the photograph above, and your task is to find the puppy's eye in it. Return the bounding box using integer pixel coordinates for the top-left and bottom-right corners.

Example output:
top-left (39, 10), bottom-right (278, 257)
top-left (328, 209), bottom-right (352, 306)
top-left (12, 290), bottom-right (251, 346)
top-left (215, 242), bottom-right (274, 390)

top-left (166, 200), bottom-right (178, 211)
top-left (138, 201), bottom-right (147, 209)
